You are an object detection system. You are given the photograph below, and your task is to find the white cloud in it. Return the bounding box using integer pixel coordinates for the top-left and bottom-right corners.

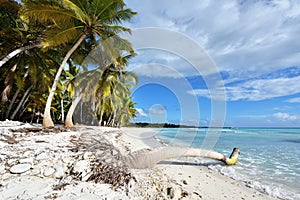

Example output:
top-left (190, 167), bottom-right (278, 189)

top-left (130, 63), bottom-right (186, 79)
top-left (286, 97), bottom-right (300, 103)
top-left (230, 112), bottom-right (300, 126)
top-left (125, 0), bottom-right (300, 79)
top-left (187, 87), bottom-right (226, 101)
top-left (273, 112), bottom-right (298, 121)
top-left (124, 29), bottom-right (220, 78)
top-left (189, 75), bottom-right (300, 101)
top-left (135, 108), bottom-right (147, 117)
top-left (273, 106), bottom-right (292, 111)
top-left (149, 105), bottom-right (166, 115)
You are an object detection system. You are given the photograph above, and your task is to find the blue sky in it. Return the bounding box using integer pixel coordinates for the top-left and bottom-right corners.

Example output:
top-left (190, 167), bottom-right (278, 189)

top-left (123, 0), bottom-right (300, 127)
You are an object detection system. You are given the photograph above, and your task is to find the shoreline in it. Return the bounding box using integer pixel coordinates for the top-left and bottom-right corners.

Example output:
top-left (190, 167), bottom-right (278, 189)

top-left (119, 127), bottom-right (276, 200)
top-left (0, 122), bottom-right (277, 199)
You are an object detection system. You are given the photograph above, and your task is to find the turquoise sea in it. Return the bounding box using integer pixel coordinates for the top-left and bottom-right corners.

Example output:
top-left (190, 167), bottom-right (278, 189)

top-left (156, 128), bottom-right (300, 200)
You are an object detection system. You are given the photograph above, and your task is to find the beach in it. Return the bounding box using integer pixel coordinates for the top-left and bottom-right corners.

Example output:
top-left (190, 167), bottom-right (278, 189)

top-left (0, 121), bottom-right (276, 199)
top-left (121, 127), bottom-right (276, 200)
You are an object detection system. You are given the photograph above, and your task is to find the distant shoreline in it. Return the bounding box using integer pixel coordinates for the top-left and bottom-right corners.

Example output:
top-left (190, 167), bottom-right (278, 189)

top-left (128, 122), bottom-right (235, 129)
top-left (128, 122), bottom-right (300, 129)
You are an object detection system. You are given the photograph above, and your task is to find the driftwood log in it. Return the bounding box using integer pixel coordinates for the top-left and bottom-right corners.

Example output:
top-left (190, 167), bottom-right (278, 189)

top-left (124, 147), bottom-right (240, 169)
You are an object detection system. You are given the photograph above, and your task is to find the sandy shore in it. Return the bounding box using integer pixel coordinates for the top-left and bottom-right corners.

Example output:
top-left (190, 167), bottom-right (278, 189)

top-left (0, 122), bottom-right (276, 199)
top-left (120, 127), bottom-right (276, 200)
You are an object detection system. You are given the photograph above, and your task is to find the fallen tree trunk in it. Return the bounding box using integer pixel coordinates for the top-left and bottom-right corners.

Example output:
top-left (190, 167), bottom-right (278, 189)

top-left (125, 147), bottom-right (240, 169)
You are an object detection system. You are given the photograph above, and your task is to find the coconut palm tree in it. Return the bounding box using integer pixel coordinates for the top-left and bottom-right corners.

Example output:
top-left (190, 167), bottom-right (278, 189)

top-left (6, 47), bottom-right (60, 121)
top-left (0, 0), bottom-right (44, 68)
top-left (0, 0), bottom-right (22, 65)
top-left (64, 36), bottom-right (135, 127)
top-left (64, 61), bottom-right (137, 127)
top-left (92, 56), bottom-right (137, 127)
top-left (109, 71), bottom-right (138, 127)
top-left (115, 98), bottom-right (137, 127)
top-left (59, 64), bottom-right (80, 123)
top-left (0, 42), bottom-right (42, 68)
top-left (0, 0), bottom-right (57, 121)
top-left (22, 0), bottom-right (137, 127)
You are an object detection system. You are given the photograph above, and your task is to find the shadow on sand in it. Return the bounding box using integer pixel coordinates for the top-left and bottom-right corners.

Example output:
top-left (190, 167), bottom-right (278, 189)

top-left (158, 160), bottom-right (225, 167)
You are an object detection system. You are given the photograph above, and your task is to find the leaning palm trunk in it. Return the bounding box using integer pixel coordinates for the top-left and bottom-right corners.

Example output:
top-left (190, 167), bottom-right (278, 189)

top-left (10, 85), bottom-right (33, 120)
top-left (5, 69), bottom-right (29, 119)
top-left (60, 97), bottom-right (65, 123)
top-left (111, 110), bottom-right (117, 127)
top-left (124, 146), bottom-right (240, 169)
top-left (6, 88), bottom-right (20, 119)
top-left (43, 32), bottom-right (87, 127)
top-left (65, 94), bottom-right (82, 127)
top-left (0, 43), bottom-right (41, 68)
top-left (1, 64), bottom-right (17, 102)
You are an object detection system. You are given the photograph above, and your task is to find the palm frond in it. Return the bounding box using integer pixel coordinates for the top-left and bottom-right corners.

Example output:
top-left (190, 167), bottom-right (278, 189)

top-left (97, 24), bottom-right (131, 35)
top-left (101, 7), bottom-right (136, 25)
top-left (42, 25), bottom-right (83, 47)
top-left (93, 0), bottom-right (124, 20)
top-left (109, 9), bottom-right (137, 24)
top-left (21, 2), bottom-right (75, 24)
top-left (28, 58), bottom-right (39, 84)
top-left (121, 71), bottom-right (138, 85)
top-left (62, 0), bottom-right (90, 24)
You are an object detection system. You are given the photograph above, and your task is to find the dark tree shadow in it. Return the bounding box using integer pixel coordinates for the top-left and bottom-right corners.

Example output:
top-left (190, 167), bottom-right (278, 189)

top-left (157, 160), bottom-right (226, 167)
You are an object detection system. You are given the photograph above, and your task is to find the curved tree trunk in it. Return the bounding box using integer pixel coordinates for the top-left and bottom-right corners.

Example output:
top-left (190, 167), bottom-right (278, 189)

top-left (5, 69), bottom-right (29, 119)
top-left (43, 32), bottom-right (87, 128)
top-left (10, 85), bottom-right (33, 120)
top-left (65, 94), bottom-right (82, 127)
top-left (6, 88), bottom-right (20, 119)
top-left (1, 64), bottom-right (17, 102)
top-left (61, 96), bottom-right (65, 123)
top-left (30, 107), bottom-right (36, 123)
top-left (125, 147), bottom-right (240, 169)
top-left (0, 43), bottom-right (41, 68)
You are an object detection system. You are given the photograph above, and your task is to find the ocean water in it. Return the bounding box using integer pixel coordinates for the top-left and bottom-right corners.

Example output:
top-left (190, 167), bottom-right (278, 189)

top-left (156, 128), bottom-right (300, 200)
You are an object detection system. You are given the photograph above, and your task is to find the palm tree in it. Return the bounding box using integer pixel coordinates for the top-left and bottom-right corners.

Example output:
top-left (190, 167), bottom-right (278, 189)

top-left (116, 71), bottom-right (138, 127)
top-left (0, 0), bottom-right (21, 65)
top-left (125, 147), bottom-right (241, 169)
top-left (59, 64), bottom-right (80, 123)
top-left (0, 0), bottom-right (29, 102)
top-left (115, 98), bottom-right (137, 128)
top-left (64, 36), bottom-right (135, 127)
top-left (22, 0), bottom-right (137, 127)
top-left (105, 71), bottom-right (137, 127)
top-left (64, 60), bottom-right (137, 127)
top-left (91, 55), bottom-right (138, 127)
top-left (6, 47), bottom-right (60, 121)
top-left (0, 43), bottom-right (42, 68)
top-left (0, 0), bottom-right (56, 121)
top-left (0, 0), bottom-right (43, 68)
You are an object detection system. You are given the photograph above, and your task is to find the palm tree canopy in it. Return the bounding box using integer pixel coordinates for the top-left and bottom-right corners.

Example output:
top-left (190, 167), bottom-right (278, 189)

top-left (22, 0), bottom-right (137, 48)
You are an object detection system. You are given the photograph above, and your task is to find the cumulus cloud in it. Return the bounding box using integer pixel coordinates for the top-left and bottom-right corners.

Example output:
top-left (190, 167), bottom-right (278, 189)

top-left (130, 63), bottom-right (186, 79)
top-left (127, 50), bottom-right (190, 78)
top-left (149, 105), bottom-right (166, 115)
top-left (230, 112), bottom-right (299, 126)
top-left (189, 75), bottom-right (300, 101)
top-left (226, 76), bottom-right (300, 101)
top-left (135, 108), bottom-right (147, 117)
top-left (124, 29), bottom-right (219, 78)
top-left (273, 112), bottom-right (298, 121)
top-left (286, 97), bottom-right (300, 103)
top-left (125, 0), bottom-right (300, 78)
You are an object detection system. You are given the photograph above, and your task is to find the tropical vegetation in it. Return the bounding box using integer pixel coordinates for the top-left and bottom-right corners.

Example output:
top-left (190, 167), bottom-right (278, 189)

top-left (0, 0), bottom-right (138, 128)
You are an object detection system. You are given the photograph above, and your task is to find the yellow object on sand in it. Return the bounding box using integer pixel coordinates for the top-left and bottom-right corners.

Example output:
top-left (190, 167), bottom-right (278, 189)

top-left (226, 157), bottom-right (238, 165)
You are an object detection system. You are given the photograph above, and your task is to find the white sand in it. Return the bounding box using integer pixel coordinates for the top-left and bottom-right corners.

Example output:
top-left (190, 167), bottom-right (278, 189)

top-left (120, 127), bottom-right (276, 200)
top-left (0, 122), bottom-right (276, 199)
